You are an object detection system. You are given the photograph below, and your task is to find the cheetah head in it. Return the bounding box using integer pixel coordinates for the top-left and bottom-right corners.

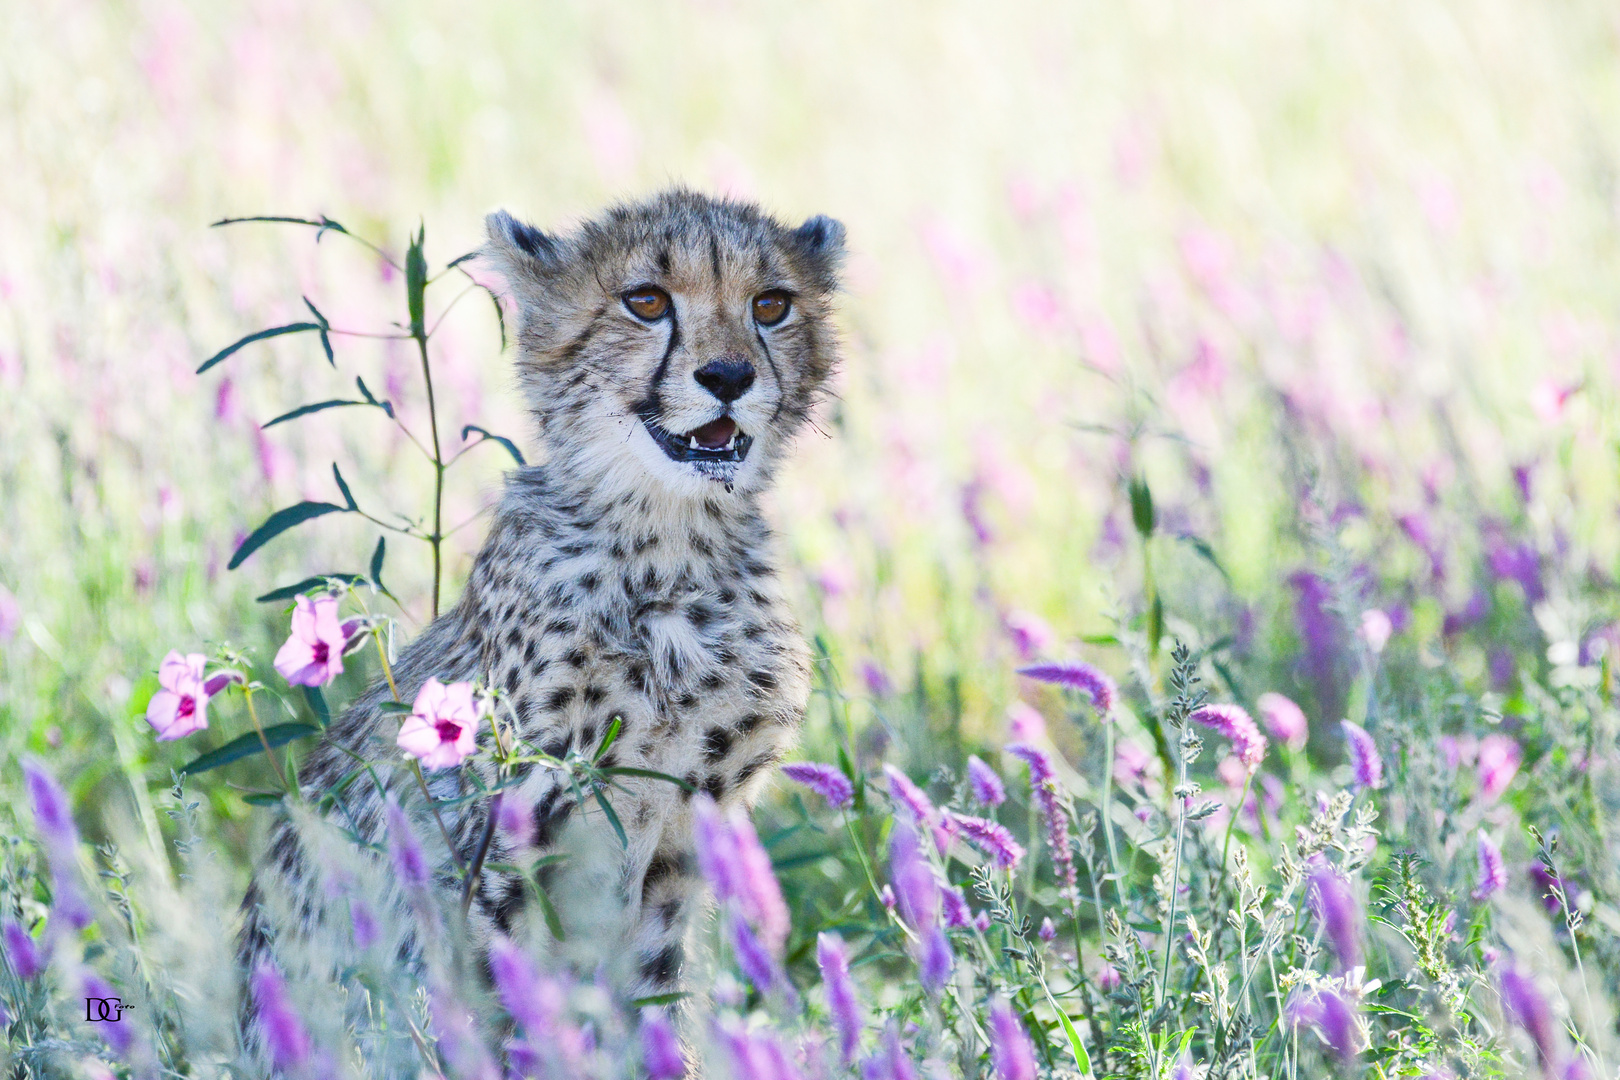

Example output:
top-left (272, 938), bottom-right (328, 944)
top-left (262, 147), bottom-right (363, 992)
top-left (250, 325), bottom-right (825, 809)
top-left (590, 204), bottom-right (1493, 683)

top-left (483, 190), bottom-right (844, 501)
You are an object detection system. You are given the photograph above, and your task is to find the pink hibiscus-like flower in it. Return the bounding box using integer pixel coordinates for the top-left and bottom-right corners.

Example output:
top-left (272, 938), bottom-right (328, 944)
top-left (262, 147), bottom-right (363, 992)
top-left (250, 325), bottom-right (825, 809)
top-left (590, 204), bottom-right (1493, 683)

top-left (145, 651), bottom-right (239, 741)
top-left (273, 594), bottom-right (353, 687)
top-left (396, 678), bottom-right (483, 771)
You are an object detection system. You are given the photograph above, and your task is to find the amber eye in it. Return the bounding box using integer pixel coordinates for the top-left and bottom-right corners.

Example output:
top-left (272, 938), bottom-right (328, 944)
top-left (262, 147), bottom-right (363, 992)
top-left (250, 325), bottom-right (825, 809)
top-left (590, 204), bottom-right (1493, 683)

top-left (623, 286), bottom-right (671, 321)
top-left (752, 290), bottom-right (791, 326)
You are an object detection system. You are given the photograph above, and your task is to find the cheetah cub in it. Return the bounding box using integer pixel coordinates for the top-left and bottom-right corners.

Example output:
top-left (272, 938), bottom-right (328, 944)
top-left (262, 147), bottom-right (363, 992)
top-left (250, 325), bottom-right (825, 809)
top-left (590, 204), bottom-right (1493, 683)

top-left (239, 190), bottom-right (844, 1004)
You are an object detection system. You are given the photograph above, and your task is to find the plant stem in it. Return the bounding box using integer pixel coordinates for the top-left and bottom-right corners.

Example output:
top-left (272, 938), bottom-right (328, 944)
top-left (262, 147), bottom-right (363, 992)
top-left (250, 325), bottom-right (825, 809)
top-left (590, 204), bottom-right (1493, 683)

top-left (1101, 720), bottom-right (1121, 891)
top-left (409, 760), bottom-right (467, 876)
top-left (414, 331), bottom-right (444, 620)
top-left (1160, 747), bottom-right (1189, 1003)
top-left (243, 686), bottom-right (290, 791)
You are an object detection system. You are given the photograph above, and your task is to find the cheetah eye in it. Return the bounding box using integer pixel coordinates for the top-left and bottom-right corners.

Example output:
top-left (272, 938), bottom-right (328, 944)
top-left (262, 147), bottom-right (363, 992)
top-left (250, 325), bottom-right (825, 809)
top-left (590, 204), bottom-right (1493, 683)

top-left (752, 290), bottom-right (791, 327)
top-left (623, 286), bottom-right (671, 322)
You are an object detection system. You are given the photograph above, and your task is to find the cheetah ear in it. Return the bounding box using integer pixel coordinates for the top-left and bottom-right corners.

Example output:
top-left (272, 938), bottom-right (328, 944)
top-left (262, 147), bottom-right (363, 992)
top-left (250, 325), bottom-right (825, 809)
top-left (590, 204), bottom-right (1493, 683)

top-left (787, 214), bottom-right (847, 291)
top-left (483, 210), bottom-right (563, 294)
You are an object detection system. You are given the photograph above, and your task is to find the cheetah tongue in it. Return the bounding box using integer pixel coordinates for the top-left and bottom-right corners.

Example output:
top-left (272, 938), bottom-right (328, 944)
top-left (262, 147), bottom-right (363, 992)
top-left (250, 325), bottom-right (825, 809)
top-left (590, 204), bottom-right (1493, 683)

top-left (687, 416), bottom-right (738, 450)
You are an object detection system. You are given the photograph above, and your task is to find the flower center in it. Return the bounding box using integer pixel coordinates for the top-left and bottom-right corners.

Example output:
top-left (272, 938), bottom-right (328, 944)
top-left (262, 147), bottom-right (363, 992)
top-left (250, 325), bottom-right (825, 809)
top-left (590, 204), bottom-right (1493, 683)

top-left (177, 696), bottom-right (196, 719)
top-left (434, 719), bottom-right (462, 744)
top-left (312, 642), bottom-right (329, 664)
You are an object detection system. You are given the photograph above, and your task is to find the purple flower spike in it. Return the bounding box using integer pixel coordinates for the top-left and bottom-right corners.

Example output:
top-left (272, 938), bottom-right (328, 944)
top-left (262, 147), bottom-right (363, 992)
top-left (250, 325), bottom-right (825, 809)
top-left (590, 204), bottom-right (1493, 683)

top-left (81, 971), bottom-right (133, 1056)
top-left (966, 755), bottom-right (1006, 807)
top-left (919, 926), bottom-right (953, 994)
top-left (23, 758), bottom-right (76, 850)
top-left (945, 812), bottom-right (1026, 870)
top-left (693, 796), bottom-right (790, 954)
top-left (729, 912), bottom-right (779, 994)
top-left (1038, 918), bottom-right (1057, 943)
top-left (888, 819), bottom-right (940, 931)
top-left (1342, 721), bottom-right (1384, 789)
top-left (1257, 692), bottom-right (1309, 751)
top-left (1188, 704), bottom-right (1267, 772)
top-left (882, 765), bottom-right (938, 829)
top-left (489, 937), bottom-right (556, 1035)
top-left (941, 886), bottom-right (973, 929)
top-left (384, 796), bottom-right (431, 891)
top-left (861, 1025), bottom-right (918, 1080)
top-left (1307, 861), bottom-right (1362, 970)
top-left (1006, 744), bottom-right (1076, 905)
top-left (989, 997), bottom-right (1038, 1080)
top-left (24, 759), bottom-right (92, 930)
top-left (349, 897), bottom-right (378, 950)
top-left (641, 1008), bottom-right (686, 1080)
top-left (3, 921), bottom-right (42, 980)
top-left (1313, 989), bottom-right (1359, 1061)
top-left (1475, 832), bottom-right (1507, 900)
top-left (781, 762), bottom-right (855, 810)
top-left (818, 933), bottom-right (863, 1066)
top-left (1017, 660), bottom-right (1117, 717)
top-left (251, 963), bottom-right (311, 1070)
top-left (1499, 964), bottom-right (1560, 1073)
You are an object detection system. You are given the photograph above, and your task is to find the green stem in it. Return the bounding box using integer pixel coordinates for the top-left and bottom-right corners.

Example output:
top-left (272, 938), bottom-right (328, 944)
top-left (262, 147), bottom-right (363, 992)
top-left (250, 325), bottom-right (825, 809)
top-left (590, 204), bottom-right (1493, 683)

top-left (1101, 720), bottom-right (1121, 892)
top-left (414, 331), bottom-right (444, 620)
top-left (243, 686), bottom-right (291, 792)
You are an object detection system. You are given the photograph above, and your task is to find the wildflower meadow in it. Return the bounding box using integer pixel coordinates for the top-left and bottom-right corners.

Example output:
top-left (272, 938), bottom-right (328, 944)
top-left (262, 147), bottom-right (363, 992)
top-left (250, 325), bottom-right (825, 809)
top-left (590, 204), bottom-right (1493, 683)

top-left (4, 1), bottom-right (1620, 1078)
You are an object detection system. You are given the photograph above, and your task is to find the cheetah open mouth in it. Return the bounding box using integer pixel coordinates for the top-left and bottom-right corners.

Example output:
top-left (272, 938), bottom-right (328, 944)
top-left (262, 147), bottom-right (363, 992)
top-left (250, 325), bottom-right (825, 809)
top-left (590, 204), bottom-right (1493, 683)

top-left (640, 412), bottom-right (754, 466)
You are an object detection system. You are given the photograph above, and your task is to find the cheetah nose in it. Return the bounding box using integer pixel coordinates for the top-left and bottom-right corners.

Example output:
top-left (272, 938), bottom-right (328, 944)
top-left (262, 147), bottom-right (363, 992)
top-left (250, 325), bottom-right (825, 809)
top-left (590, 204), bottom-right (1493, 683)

top-left (693, 357), bottom-right (755, 403)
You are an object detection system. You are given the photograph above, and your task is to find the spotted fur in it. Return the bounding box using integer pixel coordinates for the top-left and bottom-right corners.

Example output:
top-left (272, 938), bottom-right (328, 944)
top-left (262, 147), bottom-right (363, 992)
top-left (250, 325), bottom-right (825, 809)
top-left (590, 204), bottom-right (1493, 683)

top-left (238, 190), bottom-right (844, 1006)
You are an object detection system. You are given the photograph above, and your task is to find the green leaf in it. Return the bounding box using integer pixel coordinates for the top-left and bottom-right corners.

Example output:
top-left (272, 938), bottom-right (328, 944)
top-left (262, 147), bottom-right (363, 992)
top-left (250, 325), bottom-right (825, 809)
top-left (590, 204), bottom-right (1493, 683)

top-left (229, 501), bottom-right (350, 570)
top-left (255, 573), bottom-right (364, 603)
top-left (406, 225), bottom-right (427, 338)
top-left (369, 536), bottom-right (387, 591)
top-left (531, 877), bottom-right (566, 941)
top-left (599, 766), bottom-right (694, 791)
top-left (1129, 475), bottom-right (1156, 537)
top-left (179, 723), bottom-right (318, 775)
top-left (197, 322), bottom-right (321, 374)
top-left (303, 686), bottom-right (332, 729)
top-left (212, 214), bottom-right (350, 235)
top-left (592, 786), bottom-right (628, 849)
top-left (355, 376), bottom-right (395, 418)
top-left (377, 701), bottom-right (413, 714)
top-left (243, 792), bottom-right (285, 807)
top-left (460, 425), bottom-right (526, 467)
top-left (593, 716), bottom-right (622, 762)
top-left (1178, 533), bottom-right (1230, 582)
top-left (629, 992), bottom-right (690, 1008)
top-left (1041, 978), bottom-right (1094, 1078)
top-left (303, 296), bottom-right (335, 365)
top-left (262, 399), bottom-right (366, 429)
top-left (332, 463), bottom-right (358, 511)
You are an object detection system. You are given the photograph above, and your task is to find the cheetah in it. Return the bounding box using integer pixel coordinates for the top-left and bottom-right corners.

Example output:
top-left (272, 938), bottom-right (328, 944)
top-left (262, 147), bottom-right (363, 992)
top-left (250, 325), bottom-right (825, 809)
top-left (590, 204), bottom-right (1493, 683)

top-left (238, 190), bottom-right (844, 1011)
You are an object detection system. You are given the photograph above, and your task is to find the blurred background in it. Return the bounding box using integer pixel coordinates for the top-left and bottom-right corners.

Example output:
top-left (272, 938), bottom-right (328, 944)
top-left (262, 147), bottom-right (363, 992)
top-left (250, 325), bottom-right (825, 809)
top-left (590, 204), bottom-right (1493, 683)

top-left (2, 0), bottom-right (1618, 849)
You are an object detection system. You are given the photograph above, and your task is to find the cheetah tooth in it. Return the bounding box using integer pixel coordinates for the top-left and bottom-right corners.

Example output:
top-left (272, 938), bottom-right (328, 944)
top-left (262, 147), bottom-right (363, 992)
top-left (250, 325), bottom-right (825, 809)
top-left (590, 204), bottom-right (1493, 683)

top-left (689, 435), bottom-right (699, 450)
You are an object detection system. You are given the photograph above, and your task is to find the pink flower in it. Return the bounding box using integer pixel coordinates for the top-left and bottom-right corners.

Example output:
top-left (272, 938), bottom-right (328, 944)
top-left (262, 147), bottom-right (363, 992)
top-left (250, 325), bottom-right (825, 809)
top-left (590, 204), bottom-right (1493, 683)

top-left (1006, 701), bottom-right (1046, 742)
top-left (1189, 704), bottom-right (1267, 772)
top-left (1017, 660), bottom-right (1117, 717)
top-left (273, 594), bottom-right (349, 687)
top-left (396, 678), bottom-right (483, 771)
top-left (1476, 734), bottom-right (1521, 801)
top-left (145, 651), bottom-right (236, 741)
top-left (1003, 610), bottom-right (1053, 660)
top-left (1358, 609), bottom-right (1392, 654)
top-left (1475, 832), bottom-right (1507, 900)
top-left (1257, 692), bottom-right (1308, 751)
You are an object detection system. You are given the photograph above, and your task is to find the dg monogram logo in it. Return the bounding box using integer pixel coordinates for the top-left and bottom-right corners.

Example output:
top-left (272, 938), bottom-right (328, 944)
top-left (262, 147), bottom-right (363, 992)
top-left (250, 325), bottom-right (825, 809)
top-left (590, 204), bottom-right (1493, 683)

top-left (84, 997), bottom-right (132, 1022)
